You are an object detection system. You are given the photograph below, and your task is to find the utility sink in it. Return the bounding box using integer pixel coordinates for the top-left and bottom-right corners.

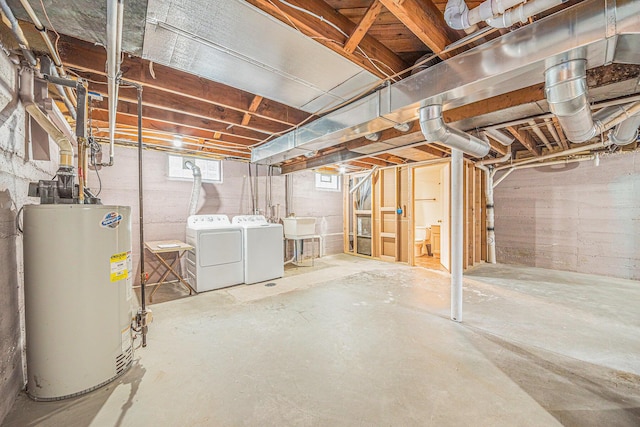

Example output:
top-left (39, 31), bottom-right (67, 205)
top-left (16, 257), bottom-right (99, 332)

top-left (282, 217), bottom-right (316, 239)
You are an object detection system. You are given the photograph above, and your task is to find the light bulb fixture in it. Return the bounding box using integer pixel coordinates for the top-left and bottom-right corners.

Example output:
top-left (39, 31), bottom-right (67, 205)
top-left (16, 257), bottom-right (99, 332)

top-left (393, 122), bottom-right (411, 132)
top-left (172, 135), bottom-right (183, 147)
top-left (364, 132), bottom-right (381, 142)
top-left (338, 165), bottom-right (346, 174)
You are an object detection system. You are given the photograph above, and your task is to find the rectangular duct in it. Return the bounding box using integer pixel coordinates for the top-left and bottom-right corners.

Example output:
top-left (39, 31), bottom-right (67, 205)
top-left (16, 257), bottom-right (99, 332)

top-left (252, 0), bottom-right (640, 165)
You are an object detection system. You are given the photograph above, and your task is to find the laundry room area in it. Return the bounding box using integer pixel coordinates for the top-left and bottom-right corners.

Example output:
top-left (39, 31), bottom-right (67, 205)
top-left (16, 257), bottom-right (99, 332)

top-left (1, 1), bottom-right (640, 425)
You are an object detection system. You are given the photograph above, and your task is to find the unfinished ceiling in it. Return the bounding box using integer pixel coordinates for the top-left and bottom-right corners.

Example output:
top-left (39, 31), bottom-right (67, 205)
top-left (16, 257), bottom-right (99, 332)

top-left (1, 0), bottom-right (639, 172)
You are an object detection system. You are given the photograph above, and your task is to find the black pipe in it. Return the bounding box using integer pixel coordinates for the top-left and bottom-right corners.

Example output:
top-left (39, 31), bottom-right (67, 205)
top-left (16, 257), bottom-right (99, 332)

top-left (131, 82), bottom-right (148, 347)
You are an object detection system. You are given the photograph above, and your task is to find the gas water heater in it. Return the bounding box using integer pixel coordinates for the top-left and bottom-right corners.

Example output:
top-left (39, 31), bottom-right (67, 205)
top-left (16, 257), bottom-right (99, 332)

top-left (23, 205), bottom-right (134, 400)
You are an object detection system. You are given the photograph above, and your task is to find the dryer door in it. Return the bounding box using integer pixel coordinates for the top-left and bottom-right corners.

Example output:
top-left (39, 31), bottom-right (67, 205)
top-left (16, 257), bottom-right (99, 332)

top-left (199, 229), bottom-right (243, 266)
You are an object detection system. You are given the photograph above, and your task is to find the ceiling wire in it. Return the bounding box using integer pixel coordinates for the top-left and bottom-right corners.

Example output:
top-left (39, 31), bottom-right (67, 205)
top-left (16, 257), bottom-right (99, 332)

top-left (38, 0), bottom-right (62, 63)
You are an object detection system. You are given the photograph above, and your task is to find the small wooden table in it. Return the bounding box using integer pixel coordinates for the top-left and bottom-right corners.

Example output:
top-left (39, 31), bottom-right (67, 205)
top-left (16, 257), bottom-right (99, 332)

top-left (144, 240), bottom-right (195, 302)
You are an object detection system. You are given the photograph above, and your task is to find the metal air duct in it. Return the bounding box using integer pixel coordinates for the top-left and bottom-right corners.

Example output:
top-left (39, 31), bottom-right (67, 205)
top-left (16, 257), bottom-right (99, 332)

top-left (252, 0), bottom-right (640, 166)
top-left (419, 105), bottom-right (490, 157)
top-left (483, 128), bottom-right (514, 146)
top-left (610, 110), bottom-right (640, 146)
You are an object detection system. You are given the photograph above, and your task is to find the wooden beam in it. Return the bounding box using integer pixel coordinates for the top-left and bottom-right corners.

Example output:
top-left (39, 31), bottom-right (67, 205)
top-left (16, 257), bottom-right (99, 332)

top-left (506, 126), bottom-right (541, 156)
top-left (344, 1), bottom-right (384, 55)
top-left (486, 139), bottom-right (508, 156)
top-left (551, 117), bottom-right (569, 150)
top-left (378, 0), bottom-right (458, 57)
top-left (358, 156), bottom-right (390, 167)
top-left (84, 78), bottom-right (287, 135)
top-left (246, 0), bottom-right (407, 77)
top-left (90, 100), bottom-right (267, 142)
top-left (58, 36), bottom-right (309, 126)
top-left (241, 96), bottom-right (264, 126)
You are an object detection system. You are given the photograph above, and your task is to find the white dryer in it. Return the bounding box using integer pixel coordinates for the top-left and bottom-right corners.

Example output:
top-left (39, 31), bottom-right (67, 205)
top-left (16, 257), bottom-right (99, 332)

top-left (185, 215), bottom-right (244, 292)
top-left (232, 215), bottom-right (284, 284)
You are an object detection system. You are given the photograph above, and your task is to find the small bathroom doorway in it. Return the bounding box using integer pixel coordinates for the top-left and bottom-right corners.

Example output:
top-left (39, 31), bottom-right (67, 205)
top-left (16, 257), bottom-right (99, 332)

top-left (412, 163), bottom-right (450, 271)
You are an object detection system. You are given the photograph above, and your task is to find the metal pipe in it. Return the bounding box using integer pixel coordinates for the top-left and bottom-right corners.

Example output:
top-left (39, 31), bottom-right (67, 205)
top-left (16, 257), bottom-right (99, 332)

top-left (349, 166), bottom-right (377, 194)
top-left (0, 0), bottom-right (37, 66)
top-left (135, 83), bottom-right (148, 348)
top-left (451, 148), bottom-right (464, 322)
top-left (483, 128), bottom-right (514, 146)
top-left (419, 105), bottom-right (490, 158)
top-left (610, 110), bottom-right (640, 146)
top-left (19, 0), bottom-right (77, 108)
top-left (105, 0), bottom-right (124, 167)
top-left (20, 68), bottom-right (74, 168)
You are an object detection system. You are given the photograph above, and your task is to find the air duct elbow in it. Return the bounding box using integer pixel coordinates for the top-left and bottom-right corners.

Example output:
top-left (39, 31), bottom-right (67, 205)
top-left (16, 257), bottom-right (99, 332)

top-left (419, 105), bottom-right (490, 158)
top-left (545, 59), bottom-right (598, 143)
top-left (610, 111), bottom-right (640, 146)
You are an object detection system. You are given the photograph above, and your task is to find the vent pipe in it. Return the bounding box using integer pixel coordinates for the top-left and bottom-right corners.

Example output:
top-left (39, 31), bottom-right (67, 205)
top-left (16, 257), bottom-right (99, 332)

top-left (104, 0), bottom-right (124, 166)
top-left (419, 105), bottom-right (490, 157)
top-left (20, 68), bottom-right (74, 168)
top-left (184, 161), bottom-right (202, 216)
top-left (609, 110), bottom-right (640, 146)
top-left (483, 128), bottom-right (514, 146)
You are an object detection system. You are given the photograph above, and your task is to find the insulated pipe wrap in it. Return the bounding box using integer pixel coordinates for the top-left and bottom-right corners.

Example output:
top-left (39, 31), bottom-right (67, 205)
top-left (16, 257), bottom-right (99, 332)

top-left (419, 105), bottom-right (490, 158)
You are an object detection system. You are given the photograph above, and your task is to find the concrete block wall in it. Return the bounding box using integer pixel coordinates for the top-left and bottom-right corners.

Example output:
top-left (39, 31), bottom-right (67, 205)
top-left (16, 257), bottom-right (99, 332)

top-left (87, 146), bottom-right (344, 280)
top-left (494, 151), bottom-right (640, 280)
top-left (0, 56), bottom-right (58, 422)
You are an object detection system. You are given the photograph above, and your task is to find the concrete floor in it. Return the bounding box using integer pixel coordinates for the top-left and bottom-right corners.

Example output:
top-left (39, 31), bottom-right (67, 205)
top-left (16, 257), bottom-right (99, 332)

top-left (4, 255), bottom-right (640, 426)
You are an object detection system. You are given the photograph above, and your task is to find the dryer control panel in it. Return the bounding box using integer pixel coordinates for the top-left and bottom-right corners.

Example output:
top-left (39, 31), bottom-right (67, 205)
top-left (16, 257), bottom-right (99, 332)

top-left (187, 214), bottom-right (231, 229)
top-left (232, 215), bottom-right (267, 225)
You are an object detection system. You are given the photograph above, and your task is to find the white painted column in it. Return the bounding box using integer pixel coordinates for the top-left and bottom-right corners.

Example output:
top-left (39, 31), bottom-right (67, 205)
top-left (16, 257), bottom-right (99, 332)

top-left (451, 148), bottom-right (463, 322)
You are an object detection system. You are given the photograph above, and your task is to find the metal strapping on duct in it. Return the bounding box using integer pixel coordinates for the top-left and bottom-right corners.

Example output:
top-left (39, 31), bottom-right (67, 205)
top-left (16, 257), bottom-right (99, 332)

top-left (419, 105), bottom-right (490, 157)
top-left (252, 0), bottom-right (640, 165)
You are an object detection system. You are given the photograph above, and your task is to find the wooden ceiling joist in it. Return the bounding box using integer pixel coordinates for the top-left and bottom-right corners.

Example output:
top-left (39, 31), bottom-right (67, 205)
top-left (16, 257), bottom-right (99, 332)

top-left (507, 126), bottom-right (541, 157)
top-left (241, 96), bottom-right (264, 126)
top-left (378, 0), bottom-right (458, 57)
top-left (344, 1), bottom-right (384, 55)
top-left (58, 37), bottom-right (309, 127)
top-left (90, 102), bottom-right (266, 143)
top-left (245, 0), bottom-right (408, 78)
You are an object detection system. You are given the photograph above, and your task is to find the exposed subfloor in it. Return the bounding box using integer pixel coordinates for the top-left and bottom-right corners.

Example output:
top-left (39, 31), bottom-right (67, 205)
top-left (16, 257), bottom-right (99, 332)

top-left (4, 255), bottom-right (640, 426)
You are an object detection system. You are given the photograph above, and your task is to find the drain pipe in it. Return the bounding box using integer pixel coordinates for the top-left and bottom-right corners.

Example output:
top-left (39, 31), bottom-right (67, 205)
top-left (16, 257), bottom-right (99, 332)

top-left (486, 0), bottom-right (563, 28)
top-left (0, 0), bottom-right (37, 66)
top-left (104, 0), bottom-right (124, 167)
top-left (184, 161), bottom-right (202, 216)
top-left (474, 146), bottom-right (512, 264)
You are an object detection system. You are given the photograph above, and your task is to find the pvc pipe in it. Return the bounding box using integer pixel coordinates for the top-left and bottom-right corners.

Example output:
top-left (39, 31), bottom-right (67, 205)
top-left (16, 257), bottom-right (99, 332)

top-left (486, 0), bottom-right (563, 28)
top-left (492, 168), bottom-right (514, 187)
top-left (445, 0), bottom-right (525, 30)
top-left (0, 0), bottom-right (37, 66)
top-left (106, 0), bottom-right (124, 166)
top-left (451, 148), bottom-right (463, 322)
top-left (494, 139), bottom-right (611, 171)
top-left (476, 145), bottom-right (512, 167)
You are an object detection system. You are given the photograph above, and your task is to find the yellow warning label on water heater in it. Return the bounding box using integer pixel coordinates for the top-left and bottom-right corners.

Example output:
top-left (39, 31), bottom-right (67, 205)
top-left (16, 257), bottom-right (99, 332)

top-left (110, 251), bottom-right (129, 282)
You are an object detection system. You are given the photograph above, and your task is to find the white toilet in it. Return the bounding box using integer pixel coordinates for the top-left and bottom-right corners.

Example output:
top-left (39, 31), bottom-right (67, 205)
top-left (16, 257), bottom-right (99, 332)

top-left (414, 226), bottom-right (431, 257)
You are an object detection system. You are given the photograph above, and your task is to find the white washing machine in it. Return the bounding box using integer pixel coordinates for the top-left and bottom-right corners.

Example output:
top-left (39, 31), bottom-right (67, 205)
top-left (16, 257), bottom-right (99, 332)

top-left (232, 215), bottom-right (284, 284)
top-left (186, 215), bottom-right (244, 291)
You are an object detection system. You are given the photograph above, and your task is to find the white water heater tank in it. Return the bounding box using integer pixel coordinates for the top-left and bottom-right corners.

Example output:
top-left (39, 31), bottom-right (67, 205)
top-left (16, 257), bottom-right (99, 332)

top-left (23, 205), bottom-right (134, 400)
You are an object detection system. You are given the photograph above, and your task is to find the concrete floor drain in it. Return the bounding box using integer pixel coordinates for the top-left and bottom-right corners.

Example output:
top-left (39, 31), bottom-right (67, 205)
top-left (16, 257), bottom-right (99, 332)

top-left (265, 283), bottom-right (276, 287)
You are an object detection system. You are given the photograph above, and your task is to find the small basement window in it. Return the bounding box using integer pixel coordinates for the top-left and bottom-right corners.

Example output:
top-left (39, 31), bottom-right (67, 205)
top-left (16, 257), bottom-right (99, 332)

top-left (315, 173), bottom-right (340, 191)
top-left (168, 155), bottom-right (223, 183)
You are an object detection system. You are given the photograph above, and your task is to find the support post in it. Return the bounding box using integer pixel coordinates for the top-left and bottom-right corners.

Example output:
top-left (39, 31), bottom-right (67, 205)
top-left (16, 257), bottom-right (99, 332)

top-left (451, 149), bottom-right (463, 322)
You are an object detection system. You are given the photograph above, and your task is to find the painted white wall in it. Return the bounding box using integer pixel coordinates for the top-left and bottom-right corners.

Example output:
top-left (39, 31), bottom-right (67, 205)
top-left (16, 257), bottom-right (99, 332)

top-left (86, 146), bottom-right (344, 281)
top-left (494, 151), bottom-right (640, 280)
top-left (0, 55), bottom-right (59, 423)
